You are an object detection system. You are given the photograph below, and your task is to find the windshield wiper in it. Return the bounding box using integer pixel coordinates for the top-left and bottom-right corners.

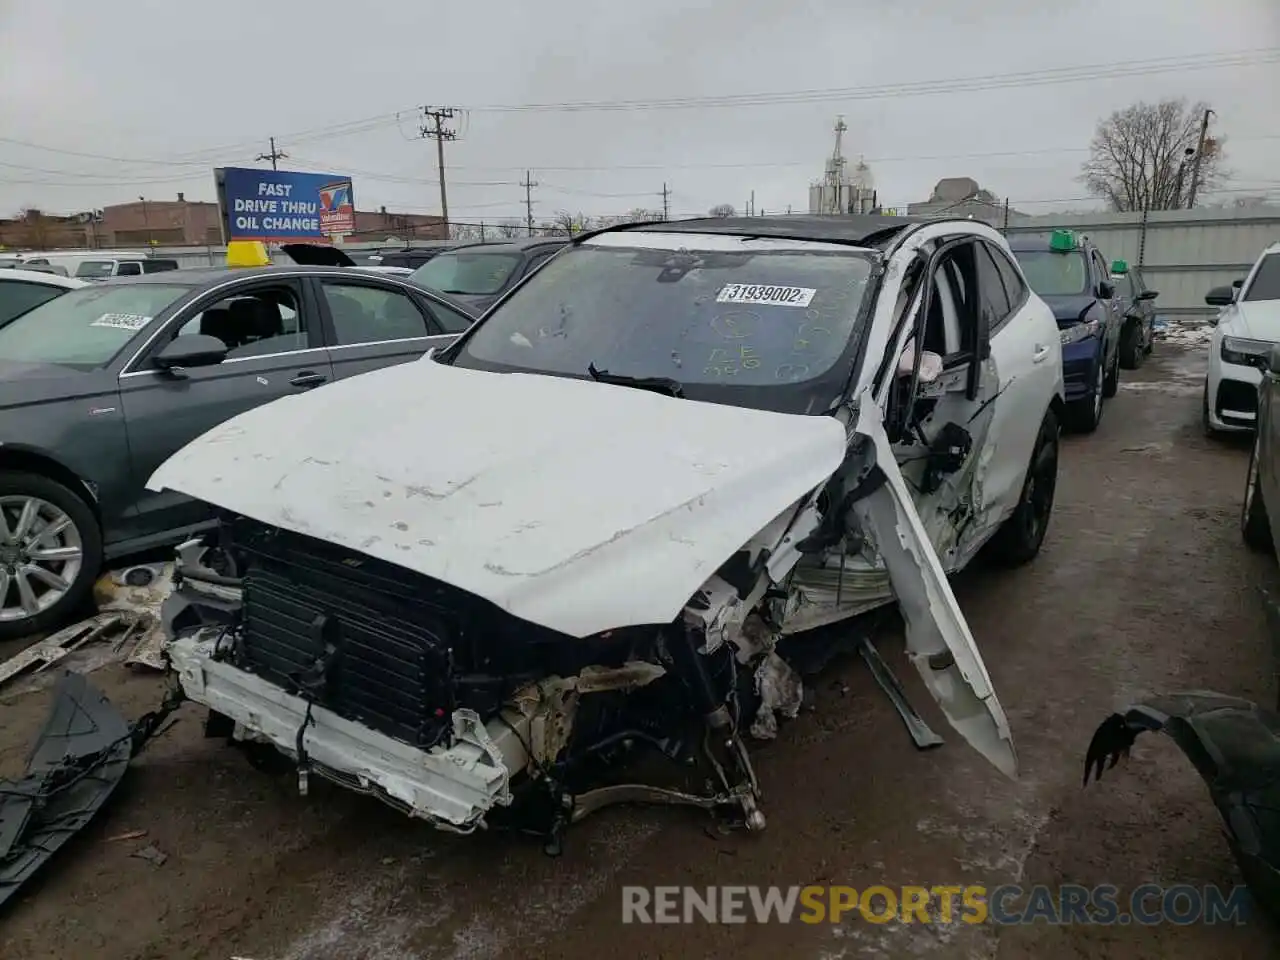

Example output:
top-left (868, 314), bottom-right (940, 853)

top-left (587, 363), bottom-right (685, 399)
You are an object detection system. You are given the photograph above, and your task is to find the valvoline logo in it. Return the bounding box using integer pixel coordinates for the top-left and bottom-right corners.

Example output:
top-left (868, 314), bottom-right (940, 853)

top-left (320, 183), bottom-right (352, 215)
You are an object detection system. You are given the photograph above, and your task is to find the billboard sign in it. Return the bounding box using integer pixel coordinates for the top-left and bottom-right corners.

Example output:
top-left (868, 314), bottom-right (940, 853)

top-left (319, 180), bottom-right (355, 236)
top-left (217, 167), bottom-right (357, 241)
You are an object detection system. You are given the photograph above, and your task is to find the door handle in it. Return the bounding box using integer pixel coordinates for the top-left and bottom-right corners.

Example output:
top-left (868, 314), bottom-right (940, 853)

top-left (290, 372), bottom-right (327, 388)
top-left (1032, 345), bottom-right (1050, 363)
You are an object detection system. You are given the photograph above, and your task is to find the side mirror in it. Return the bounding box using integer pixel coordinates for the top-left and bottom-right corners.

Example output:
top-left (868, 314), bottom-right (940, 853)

top-left (1136, 290), bottom-right (1158, 302)
top-left (1270, 344), bottom-right (1280, 377)
top-left (154, 334), bottom-right (227, 373)
top-left (1097, 281), bottom-right (1116, 300)
top-left (1205, 286), bottom-right (1235, 307)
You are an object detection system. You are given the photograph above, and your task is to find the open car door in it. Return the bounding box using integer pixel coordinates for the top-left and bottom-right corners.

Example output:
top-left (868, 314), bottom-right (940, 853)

top-left (847, 384), bottom-right (1018, 779)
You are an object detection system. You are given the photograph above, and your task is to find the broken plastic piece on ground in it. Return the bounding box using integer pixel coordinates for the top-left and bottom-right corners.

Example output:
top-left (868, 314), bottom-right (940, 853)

top-left (0, 612), bottom-right (146, 692)
top-left (130, 844), bottom-right (168, 867)
top-left (0, 673), bottom-right (134, 910)
top-left (1084, 691), bottom-right (1280, 924)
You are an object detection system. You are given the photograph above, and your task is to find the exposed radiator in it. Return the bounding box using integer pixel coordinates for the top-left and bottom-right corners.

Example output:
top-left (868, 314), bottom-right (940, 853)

top-left (232, 521), bottom-right (458, 750)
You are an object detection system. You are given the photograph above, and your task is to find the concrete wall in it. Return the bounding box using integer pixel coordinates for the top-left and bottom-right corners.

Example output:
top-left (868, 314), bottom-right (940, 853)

top-left (1002, 206), bottom-right (1280, 320)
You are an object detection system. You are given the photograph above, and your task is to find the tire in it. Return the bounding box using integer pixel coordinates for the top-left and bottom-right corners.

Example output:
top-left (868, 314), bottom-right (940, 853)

top-left (1102, 343), bottom-right (1120, 398)
top-left (1243, 431), bottom-right (1274, 554)
top-left (986, 408), bottom-right (1059, 566)
top-left (1119, 320), bottom-right (1145, 370)
top-left (1066, 357), bottom-right (1105, 433)
top-left (0, 471), bottom-right (103, 642)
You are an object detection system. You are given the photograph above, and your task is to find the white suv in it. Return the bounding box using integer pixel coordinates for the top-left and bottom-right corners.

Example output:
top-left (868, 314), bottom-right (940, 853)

top-left (1205, 241), bottom-right (1280, 435)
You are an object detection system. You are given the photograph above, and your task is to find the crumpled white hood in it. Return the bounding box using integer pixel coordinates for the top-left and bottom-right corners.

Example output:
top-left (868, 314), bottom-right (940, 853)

top-left (149, 358), bottom-right (847, 637)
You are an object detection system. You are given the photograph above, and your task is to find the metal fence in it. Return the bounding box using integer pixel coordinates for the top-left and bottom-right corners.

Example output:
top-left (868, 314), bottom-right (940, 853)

top-left (36, 207), bottom-right (1280, 322)
top-left (1001, 206), bottom-right (1280, 320)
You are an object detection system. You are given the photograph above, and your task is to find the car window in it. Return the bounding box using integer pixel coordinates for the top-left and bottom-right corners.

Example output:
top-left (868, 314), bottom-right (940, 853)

top-left (1091, 252), bottom-right (1112, 293)
top-left (321, 282), bottom-right (432, 345)
top-left (426, 300), bottom-right (474, 334)
top-left (1244, 254), bottom-right (1280, 303)
top-left (0, 280), bottom-right (68, 326)
top-left (167, 284), bottom-right (313, 360)
top-left (142, 260), bottom-right (179, 274)
top-left (989, 245), bottom-right (1028, 310)
top-left (455, 239), bottom-right (875, 388)
top-left (0, 283), bottom-right (191, 368)
top-left (75, 260), bottom-right (118, 279)
top-left (116, 262), bottom-right (142, 276)
top-left (1010, 249), bottom-right (1088, 297)
top-left (975, 243), bottom-right (1012, 331)
top-left (411, 250), bottom-right (525, 295)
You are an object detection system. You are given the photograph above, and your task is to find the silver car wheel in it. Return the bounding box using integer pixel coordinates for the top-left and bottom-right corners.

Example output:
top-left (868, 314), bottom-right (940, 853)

top-left (0, 495), bottom-right (84, 623)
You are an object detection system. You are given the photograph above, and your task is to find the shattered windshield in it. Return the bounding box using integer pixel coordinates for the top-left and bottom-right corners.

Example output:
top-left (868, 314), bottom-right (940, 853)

top-left (451, 233), bottom-right (875, 389)
top-left (1011, 250), bottom-right (1089, 297)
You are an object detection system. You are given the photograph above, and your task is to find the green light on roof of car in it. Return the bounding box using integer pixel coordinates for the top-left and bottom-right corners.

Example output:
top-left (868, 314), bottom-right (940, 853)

top-left (1049, 229), bottom-right (1077, 253)
top-left (1111, 258), bottom-right (1129, 274)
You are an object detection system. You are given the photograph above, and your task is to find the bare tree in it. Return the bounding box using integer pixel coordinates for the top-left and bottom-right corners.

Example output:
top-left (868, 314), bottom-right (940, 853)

top-left (1081, 99), bottom-right (1226, 212)
top-left (496, 219), bottom-right (524, 238)
top-left (547, 210), bottom-right (590, 236)
top-left (708, 203), bottom-right (737, 217)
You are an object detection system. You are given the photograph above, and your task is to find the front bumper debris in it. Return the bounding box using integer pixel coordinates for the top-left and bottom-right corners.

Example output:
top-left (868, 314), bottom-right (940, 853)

top-left (0, 672), bottom-right (183, 910)
top-left (168, 632), bottom-right (530, 831)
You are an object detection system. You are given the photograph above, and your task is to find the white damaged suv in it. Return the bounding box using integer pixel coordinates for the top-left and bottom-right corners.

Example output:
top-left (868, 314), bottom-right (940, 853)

top-left (1204, 241), bottom-right (1280, 435)
top-left (151, 215), bottom-right (1065, 845)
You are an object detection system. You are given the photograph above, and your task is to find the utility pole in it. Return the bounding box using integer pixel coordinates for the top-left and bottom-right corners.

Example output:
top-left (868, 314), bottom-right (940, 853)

top-left (520, 170), bottom-right (538, 236)
top-left (750, 190), bottom-right (756, 216)
top-left (1187, 107), bottom-right (1215, 209)
top-left (420, 106), bottom-right (459, 233)
top-left (661, 182), bottom-right (670, 219)
top-left (255, 137), bottom-right (288, 171)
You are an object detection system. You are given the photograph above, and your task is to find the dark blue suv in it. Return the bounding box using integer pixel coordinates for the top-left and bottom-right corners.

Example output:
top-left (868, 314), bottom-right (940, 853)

top-left (1009, 230), bottom-right (1122, 433)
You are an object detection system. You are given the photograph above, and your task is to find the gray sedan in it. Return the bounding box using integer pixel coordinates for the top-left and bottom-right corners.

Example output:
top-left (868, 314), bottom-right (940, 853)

top-left (0, 265), bottom-right (477, 639)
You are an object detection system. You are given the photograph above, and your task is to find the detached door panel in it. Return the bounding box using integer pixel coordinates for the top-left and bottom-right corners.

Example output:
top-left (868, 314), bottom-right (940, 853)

top-left (119, 278), bottom-right (333, 538)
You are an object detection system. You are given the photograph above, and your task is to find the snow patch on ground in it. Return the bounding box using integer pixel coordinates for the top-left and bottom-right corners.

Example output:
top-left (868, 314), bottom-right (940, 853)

top-left (1154, 319), bottom-right (1213, 348)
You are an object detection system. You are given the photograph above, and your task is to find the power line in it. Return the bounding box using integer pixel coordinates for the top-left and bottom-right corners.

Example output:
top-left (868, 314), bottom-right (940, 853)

top-left (520, 171), bottom-right (538, 236)
top-left (3, 47), bottom-right (1275, 173)
top-left (461, 49), bottom-right (1280, 113)
top-left (18, 131), bottom-right (1276, 187)
top-left (419, 106), bottom-right (459, 232)
top-left (255, 137), bottom-right (288, 171)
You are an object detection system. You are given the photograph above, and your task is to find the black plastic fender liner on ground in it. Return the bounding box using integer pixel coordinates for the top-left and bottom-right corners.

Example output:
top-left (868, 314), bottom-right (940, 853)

top-left (0, 673), bottom-right (141, 910)
top-left (1083, 692), bottom-right (1280, 925)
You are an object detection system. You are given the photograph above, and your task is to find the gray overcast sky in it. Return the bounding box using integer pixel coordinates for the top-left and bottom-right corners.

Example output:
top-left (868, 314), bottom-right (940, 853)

top-left (1, 0), bottom-right (1277, 223)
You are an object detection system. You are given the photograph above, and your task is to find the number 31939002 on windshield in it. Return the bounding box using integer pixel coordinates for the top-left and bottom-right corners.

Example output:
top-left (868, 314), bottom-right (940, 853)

top-left (716, 284), bottom-right (817, 307)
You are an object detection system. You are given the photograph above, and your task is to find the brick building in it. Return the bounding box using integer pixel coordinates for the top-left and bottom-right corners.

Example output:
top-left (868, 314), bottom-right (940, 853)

top-left (1, 196), bottom-right (447, 250)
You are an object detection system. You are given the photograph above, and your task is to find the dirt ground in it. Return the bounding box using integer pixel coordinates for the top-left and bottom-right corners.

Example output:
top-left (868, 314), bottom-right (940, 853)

top-left (2, 341), bottom-right (1278, 960)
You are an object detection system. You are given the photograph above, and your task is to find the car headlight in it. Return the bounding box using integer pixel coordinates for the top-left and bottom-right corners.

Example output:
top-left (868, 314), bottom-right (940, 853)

top-left (1221, 335), bottom-right (1271, 367)
top-left (1060, 319), bottom-right (1100, 345)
